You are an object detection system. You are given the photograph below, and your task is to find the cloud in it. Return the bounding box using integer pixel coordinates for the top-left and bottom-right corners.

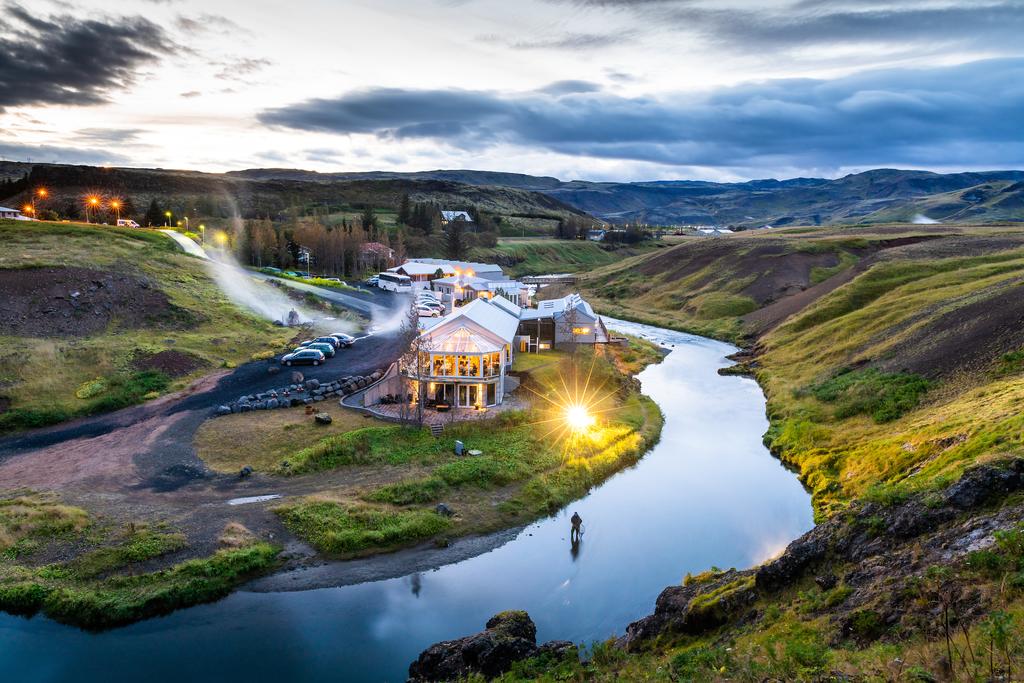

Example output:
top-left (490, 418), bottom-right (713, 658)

top-left (547, 0), bottom-right (1024, 54)
top-left (179, 90), bottom-right (202, 98)
top-left (0, 141), bottom-right (132, 165)
top-left (74, 128), bottom-right (146, 144)
top-left (535, 80), bottom-right (603, 95)
top-left (509, 31), bottom-right (633, 50)
top-left (0, 4), bottom-right (172, 110)
top-left (258, 58), bottom-right (1024, 171)
top-left (175, 13), bottom-right (251, 37)
top-left (214, 57), bottom-right (272, 81)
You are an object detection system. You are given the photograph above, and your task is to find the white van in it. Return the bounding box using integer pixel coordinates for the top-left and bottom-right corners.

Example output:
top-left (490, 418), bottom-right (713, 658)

top-left (117, 219), bottom-right (141, 228)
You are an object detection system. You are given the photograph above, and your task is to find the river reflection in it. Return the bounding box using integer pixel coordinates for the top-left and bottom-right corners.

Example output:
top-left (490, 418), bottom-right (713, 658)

top-left (0, 320), bottom-right (813, 683)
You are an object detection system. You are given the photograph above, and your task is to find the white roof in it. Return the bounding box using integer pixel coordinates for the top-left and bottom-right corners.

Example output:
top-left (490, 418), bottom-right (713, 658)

top-left (408, 258), bottom-right (503, 275)
top-left (441, 210), bottom-right (473, 222)
top-left (520, 293), bottom-right (597, 321)
top-left (419, 297), bottom-right (521, 349)
top-left (0, 206), bottom-right (21, 213)
top-left (389, 261), bottom-right (456, 276)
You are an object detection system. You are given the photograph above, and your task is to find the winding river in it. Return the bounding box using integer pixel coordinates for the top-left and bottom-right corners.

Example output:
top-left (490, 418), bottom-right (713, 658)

top-left (0, 320), bottom-right (813, 683)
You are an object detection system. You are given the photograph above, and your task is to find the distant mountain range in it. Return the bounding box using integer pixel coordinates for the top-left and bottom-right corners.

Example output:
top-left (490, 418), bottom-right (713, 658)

top-left (228, 167), bottom-right (1024, 226)
top-left (3, 162), bottom-right (1023, 227)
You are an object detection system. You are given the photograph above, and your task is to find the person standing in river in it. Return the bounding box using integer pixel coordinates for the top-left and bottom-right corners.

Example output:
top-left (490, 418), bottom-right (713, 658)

top-left (570, 511), bottom-right (583, 543)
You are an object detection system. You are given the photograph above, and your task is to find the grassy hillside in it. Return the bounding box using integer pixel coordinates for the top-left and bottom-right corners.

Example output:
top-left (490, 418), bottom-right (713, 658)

top-left (470, 238), bottom-right (667, 277)
top-left (518, 223), bottom-right (1024, 681)
top-left (0, 220), bottom-right (295, 432)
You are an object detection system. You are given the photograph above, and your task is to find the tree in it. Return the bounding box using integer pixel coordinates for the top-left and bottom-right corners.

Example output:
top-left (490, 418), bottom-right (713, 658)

top-left (144, 199), bottom-right (164, 227)
top-left (393, 226), bottom-right (408, 264)
top-left (397, 303), bottom-right (433, 426)
top-left (397, 194), bottom-right (411, 226)
top-left (444, 220), bottom-right (468, 259)
top-left (360, 206), bottom-right (377, 235)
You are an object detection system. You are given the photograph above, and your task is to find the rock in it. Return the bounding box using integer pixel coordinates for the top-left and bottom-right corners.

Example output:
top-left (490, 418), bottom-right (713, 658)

top-left (304, 379), bottom-right (321, 391)
top-left (944, 460), bottom-right (1024, 509)
top-left (238, 403), bottom-right (252, 413)
top-left (239, 466), bottom-right (253, 478)
top-left (435, 503), bottom-right (454, 517)
top-left (815, 573), bottom-right (838, 591)
top-left (755, 527), bottom-right (829, 592)
top-left (314, 412), bottom-right (332, 425)
top-left (313, 395), bottom-right (324, 402)
top-left (267, 366), bottom-right (281, 375)
top-left (266, 399), bottom-right (279, 409)
top-left (620, 570), bottom-right (757, 650)
top-left (215, 405), bottom-right (232, 416)
top-left (408, 611), bottom-right (539, 682)
top-left (291, 371), bottom-right (304, 384)
top-left (303, 398), bottom-right (313, 405)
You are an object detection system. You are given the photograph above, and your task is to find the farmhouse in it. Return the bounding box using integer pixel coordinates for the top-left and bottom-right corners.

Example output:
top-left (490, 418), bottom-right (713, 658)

top-left (388, 258), bottom-right (505, 290)
top-left (517, 293), bottom-right (608, 352)
top-left (0, 206), bottom-right (29, 220)
top-left (440, 210), bottom-right (474, 226)
top-left (430, 273), bottom-right (531, 308)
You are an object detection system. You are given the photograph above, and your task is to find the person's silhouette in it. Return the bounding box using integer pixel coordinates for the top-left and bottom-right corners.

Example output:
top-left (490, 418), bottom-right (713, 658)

top-left (570, 511), bottom-right (583, 543)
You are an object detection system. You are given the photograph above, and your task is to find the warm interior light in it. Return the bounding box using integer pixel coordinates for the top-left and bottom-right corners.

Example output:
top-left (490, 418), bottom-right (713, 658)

top-left (565, 405), bottom-right (594, 432)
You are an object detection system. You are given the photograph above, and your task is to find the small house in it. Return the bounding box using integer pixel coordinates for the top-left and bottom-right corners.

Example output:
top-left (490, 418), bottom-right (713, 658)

top-left (517, 293), bottom-right (607, 352)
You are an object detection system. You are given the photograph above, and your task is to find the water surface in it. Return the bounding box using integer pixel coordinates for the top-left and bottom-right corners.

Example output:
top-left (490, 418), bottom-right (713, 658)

top-left (0, 320), bottom-right (812, 682)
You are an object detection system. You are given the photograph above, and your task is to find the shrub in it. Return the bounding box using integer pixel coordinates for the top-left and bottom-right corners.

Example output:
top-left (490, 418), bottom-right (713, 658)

top-left (75, 378), bottom-right (108, 399)
top-left (275, 501), bottom-right (450, 554)
top-left (670, 646), bottom-right (732, 680)
top-left (364, 477), bottom-right (448, 505)
top-left (811, 368), bottom-right (930, 423)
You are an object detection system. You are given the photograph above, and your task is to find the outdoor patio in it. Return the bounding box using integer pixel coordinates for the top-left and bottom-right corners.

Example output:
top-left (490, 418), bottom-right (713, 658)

top-left (366, 395), bottom-right (528, 425)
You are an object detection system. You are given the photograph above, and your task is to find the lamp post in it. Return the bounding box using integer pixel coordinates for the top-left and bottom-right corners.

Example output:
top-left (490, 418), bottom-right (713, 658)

top-left (164, 211), bottom-right (172, 227)
top-left (110, 200), bottom-right (121, 224)
top-left (199, 224), bottom-right (206, 244)
top-left (33, 188), bottom-right (47, 218)
top-left (86, 196), bottom-right (100, 224)
top-left (22, 204), bottom-right (34, 219)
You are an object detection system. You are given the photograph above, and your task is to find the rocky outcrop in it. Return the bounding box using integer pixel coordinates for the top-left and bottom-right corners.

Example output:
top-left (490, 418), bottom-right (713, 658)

top-left (620, 570), bottom-right (757, 650)
top-left (408, 611), bottom-right (577, 682)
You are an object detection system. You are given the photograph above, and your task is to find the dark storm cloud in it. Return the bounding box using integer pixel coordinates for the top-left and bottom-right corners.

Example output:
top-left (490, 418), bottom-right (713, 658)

top-left (258, 58), bottom-right (1024, 169)
top-left (0, 4), bottom-right (172, 110)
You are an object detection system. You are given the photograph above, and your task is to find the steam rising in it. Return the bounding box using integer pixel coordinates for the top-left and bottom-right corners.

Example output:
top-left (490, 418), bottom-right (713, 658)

top-left (911, 213), bottom-right (940, 224)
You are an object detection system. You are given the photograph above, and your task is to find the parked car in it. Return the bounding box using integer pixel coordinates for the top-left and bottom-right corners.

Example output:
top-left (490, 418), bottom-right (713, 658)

top-left (417, 291), bottom-right (440, 300)
top-left (305, 342), bottom-right (336, 358)
top-left (416, 305), bottom-right (441, 317)
top-left (366, 276), bottom-right (379, 287)
top-left (116, 219), bottom-right (140, 228)
top-left (284, 271), bottom-right (300, 277)
top-left (418, 301), bottom-right (444, 313)
top-left (312, 335), bottom-right (342, 349)
top-left (281, 348), bottom-right (325, 366)
top-left (330, 333), bottom-right (355, 347)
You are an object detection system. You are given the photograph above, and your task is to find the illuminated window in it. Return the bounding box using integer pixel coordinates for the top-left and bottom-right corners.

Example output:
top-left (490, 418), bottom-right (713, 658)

top-left (572, 327), bottom-right (591, 335)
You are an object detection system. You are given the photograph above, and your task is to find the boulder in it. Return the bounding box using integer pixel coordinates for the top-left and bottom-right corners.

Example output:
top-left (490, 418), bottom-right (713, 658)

top-left (755, 526), bottom-right (829, 592)
top-left (314, 412), bottom-right (332, 425)
top-left (944, 460), bottom-right (1024, 509)
top-left (290, 371), bottom-right (304, 384)
top-left (435, 503), bottom-right (454, 517)
top-left (239, 465), bottom-right (253, 478)
top-left (408, 611), bottom-right (540, 682)
top-left (304, 378), bottom-right (321, 391)
top-left (215, 405), bottom-right (232, 416)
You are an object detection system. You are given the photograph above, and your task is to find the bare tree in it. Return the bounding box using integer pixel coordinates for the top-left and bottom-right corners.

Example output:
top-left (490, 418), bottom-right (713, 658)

top-left (397, 302), bottom-right (434, 426)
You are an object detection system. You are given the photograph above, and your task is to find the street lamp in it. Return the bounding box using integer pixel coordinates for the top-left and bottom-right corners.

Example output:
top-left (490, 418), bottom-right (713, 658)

top-left (33, 188), bottom-right (47, 217)
top-left (164, 211), bottom-right (172, 227)
top-left (86, 195), bottom-right (100, 223)
top-left (199, 224), bottom-right (206, 244)
top-left (22, 204), bottom-right (34, 219)
top-left (110, 200), bottom-right (121, 224)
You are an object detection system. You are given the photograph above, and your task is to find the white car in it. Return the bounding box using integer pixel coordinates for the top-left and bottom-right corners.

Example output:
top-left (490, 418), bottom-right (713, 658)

top-left (416, 305), bottom-right (441, 317)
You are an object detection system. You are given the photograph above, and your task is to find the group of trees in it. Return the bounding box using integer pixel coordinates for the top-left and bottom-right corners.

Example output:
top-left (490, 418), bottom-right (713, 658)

top-left (555, 216), bottom-right (649, 244)
top-left (232, 216), bottom-right (405, 279)
top-left (394, 194), bottom-right (499, 258)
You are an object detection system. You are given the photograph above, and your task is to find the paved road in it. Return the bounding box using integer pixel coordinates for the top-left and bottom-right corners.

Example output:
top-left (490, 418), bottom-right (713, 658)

top-left (248, 272), bottom-right (400, 318)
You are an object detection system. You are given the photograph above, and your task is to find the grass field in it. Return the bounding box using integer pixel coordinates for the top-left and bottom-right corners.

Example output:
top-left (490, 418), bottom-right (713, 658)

top-left (0, 492), bottom-right (278, 629)
top-left (0, 220), bottom-right (296, 432)
top-left (469, 238), bottom-right (666, 277)
top-left (245, 339), bottom-right (665, 557)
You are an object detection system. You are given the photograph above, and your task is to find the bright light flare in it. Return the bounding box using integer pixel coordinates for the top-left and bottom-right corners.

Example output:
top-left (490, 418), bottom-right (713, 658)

top-left (565, 405), bottom-right (595, 432)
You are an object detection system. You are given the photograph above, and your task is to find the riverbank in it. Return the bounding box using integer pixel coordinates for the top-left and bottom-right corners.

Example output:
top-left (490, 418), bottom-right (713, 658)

top-left (423, 224), bottom-right (1024, 681)
top-left (0, 337), bottom-right (664, 629)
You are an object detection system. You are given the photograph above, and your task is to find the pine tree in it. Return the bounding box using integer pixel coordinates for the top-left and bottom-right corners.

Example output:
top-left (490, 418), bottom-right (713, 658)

top-left (361, 206), bottom-right (377, 234)
top-left (397, 194), bottom-right (411, 226)
top-left (144, 199), bottom-right (164, 227)
top-left (444, 221), bottom-right (468, 260)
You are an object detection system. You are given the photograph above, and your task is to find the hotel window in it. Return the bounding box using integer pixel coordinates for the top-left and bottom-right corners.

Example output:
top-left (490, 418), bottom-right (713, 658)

top-left (572, 327), bottom-right (591, 335)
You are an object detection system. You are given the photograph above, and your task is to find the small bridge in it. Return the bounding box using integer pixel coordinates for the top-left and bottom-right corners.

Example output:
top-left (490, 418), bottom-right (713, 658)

top-left (519, 275), bottom-right (578, 285)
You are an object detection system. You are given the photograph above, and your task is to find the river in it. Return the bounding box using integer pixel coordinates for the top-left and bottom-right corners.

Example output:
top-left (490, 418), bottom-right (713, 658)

top-left (0, 319), bottom-right (813, 682)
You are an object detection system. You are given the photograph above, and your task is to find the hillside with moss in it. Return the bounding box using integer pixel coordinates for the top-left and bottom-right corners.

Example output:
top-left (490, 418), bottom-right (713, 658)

top-left (415, 224), bottom-right (1024, 681)
top-left (0, 220), bottom-right (296, 432)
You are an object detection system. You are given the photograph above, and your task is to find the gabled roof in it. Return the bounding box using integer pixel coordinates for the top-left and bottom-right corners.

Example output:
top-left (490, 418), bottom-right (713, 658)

top-left (520, 293), bottom-right (597, 321)
top-left (419, 297), bottom-right (521, 348)
top-left (441, 210), bottom-right (473, 222)
top-left (0, 206), bottom-right (21, 213)
top-left (389, 261), bottom-right (456, 276)
top-left (408, 258), bottom-right (503, 275)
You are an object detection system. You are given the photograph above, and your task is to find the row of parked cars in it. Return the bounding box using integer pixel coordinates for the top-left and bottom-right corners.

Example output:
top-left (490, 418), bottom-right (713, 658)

top-left (415, 290), bottom-right (445, 318)
top-left (281, 333), bottom-right (356, 366)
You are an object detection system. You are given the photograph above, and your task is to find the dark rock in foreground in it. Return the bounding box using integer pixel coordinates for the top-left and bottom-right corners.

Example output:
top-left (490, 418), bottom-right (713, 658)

top-left (408, 611), bottom-right (576, 682)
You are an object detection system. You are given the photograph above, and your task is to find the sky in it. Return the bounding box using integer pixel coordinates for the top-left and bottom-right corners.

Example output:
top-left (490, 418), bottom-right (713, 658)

top-left (1, 0), bottom-right (1023, 182)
